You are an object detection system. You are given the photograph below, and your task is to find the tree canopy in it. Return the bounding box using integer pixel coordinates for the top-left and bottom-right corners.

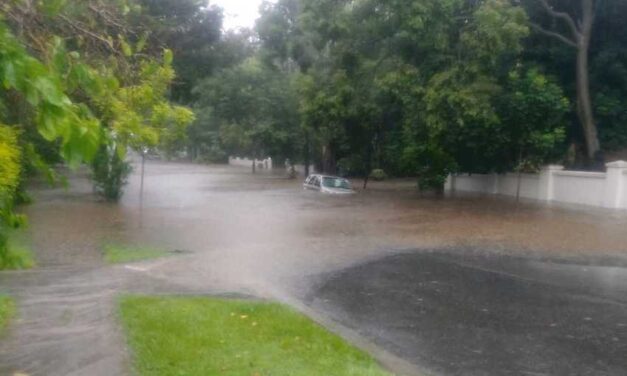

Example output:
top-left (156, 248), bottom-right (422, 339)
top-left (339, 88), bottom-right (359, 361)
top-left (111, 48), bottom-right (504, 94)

top-left (2, 0), bottom-right (627, 198)
top-left (191, 0), bottom-right (580, 186)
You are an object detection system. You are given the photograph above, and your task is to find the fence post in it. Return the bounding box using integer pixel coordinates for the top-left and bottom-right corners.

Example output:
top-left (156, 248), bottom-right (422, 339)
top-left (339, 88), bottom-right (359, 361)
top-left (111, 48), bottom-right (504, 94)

top-left (538, 165), bottom-right (563, 201)
top-left (445, 174), bottom-right (456, 192)
top-left (491, 173), bottom-right (499, 194)
top-left (604, 161), bottom-right (627, 209)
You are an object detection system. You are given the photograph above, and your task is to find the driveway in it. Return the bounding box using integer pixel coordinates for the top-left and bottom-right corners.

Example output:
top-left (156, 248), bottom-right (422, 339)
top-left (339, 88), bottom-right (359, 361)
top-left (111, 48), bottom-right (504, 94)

top-left (1, 161), bottom-right (627, 375)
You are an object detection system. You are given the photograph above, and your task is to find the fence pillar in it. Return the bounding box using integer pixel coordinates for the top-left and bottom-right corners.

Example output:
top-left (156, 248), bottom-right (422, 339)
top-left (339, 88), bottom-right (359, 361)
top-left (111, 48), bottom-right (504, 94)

top-left (446, 174), bottom-right (457, 192)
top-left (490, 174), bottom-right (499, 194)
top-left (605, 160), bottom-right (627, 209)
top-left (538, 165), bottom-right (564, 201)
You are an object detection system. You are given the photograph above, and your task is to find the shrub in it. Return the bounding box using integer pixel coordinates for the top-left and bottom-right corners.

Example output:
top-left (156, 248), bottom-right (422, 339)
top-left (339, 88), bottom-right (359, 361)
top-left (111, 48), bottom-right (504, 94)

top-left (0, 295), bottom-right (15, 332)
top-left (198, 144), bottom-right (228, 163)
top-left (418, 171), bottom-right (448, 193)
top-left (91, 145), bottom-right (132, 202)
top-left (0, 126), bottom-right (21, 202)
top-left (0, 232), bottom-right (34, 270)
top-left (369, 169), bottom-right (388, 181)
top-left (0, 125), bottom-right (25, 267)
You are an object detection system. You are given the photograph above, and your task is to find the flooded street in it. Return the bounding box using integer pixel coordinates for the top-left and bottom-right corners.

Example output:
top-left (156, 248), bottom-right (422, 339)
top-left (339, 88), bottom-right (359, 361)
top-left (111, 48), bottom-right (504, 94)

top-left (2, 161), bottom-right (627, 375)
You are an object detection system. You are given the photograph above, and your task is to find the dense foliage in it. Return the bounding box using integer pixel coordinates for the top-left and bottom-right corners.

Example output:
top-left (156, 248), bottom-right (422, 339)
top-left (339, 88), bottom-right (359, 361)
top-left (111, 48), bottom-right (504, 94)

top-left (0, 125), bottom-right (23, 263)
top-left (1, 10), bottom-right (102, 263)
top-left (0, 0), bottom-right (195, 261)
top-left (189, 0), bottom-right (579, 189)
top-left (179, 0), bottom-right (625, 189)
top-left (192, 58), bottom-right (301, 166)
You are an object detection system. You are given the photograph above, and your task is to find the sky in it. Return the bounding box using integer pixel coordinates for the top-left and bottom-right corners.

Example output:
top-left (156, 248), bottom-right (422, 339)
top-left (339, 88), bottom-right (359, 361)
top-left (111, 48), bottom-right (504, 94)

top-left (211, 0), bottom-right (272, 30)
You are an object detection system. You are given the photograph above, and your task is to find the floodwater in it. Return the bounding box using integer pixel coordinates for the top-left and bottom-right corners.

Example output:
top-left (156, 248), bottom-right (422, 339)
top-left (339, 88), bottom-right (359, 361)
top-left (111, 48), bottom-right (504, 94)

top-left (1, 161), bottom-right (627, 375)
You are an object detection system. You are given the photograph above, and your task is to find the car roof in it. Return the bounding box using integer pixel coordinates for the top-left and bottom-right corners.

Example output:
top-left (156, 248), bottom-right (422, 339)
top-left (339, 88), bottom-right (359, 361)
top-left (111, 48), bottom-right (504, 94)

top-left (308, 174), bottom-right (346, 179)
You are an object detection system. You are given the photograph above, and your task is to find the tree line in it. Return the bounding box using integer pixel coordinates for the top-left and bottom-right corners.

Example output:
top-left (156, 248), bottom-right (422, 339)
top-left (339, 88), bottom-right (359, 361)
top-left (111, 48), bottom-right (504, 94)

top-left (190, 0), bottom-right (627, 187)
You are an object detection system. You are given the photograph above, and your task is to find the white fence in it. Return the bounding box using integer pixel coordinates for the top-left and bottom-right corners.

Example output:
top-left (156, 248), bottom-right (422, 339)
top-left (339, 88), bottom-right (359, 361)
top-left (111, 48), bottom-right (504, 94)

top-left (228, 157), bottom-right (273, 170)
top-left (446, 161), bottom-right (627, 210)
top-left (228, 157), bottom-right (315, 176)
top-left (292, 164), bottom-right (315, 176)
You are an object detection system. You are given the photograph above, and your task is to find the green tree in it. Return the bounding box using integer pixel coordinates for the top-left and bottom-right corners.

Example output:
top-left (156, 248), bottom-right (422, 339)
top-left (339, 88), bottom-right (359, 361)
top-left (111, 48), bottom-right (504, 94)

top-left (193, 58), bottom-right (300, 171)
top-left (0, 17), bottom-right (102, 262)
top-left (135, 0), bottom-right (224, 103)
top-left (255, 0), bottom-right (542, 187)
top-left (93, 51), bottom-right (195, 200)
top-left (528, 0), bottom-right (599, 160)
top-left (497, 69), bottom-right (569, 172)
top-left (0, 125), bottom-right (23, 266)
top-left (1, 1), bottom-right (194, 203)
top-left (522, 0), bottom-right (627, 162)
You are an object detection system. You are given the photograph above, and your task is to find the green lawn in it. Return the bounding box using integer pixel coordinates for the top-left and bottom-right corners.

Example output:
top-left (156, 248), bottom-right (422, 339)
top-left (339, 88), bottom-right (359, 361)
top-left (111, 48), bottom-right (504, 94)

top-left (0, 295), bottom-right (15, 334)
top-left (103, 244), bottom-right (169, 264)
top-left (119, 296), bottom-right (392, 376)
top-left (0, 231), bottom-right (35, 270)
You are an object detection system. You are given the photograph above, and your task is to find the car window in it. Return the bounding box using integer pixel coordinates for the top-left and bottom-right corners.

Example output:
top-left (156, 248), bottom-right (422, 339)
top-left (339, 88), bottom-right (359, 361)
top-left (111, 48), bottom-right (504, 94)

top-left (322, 177), bottom-right (351, 189)
top-left (313, 177), bottom-right (321, 187)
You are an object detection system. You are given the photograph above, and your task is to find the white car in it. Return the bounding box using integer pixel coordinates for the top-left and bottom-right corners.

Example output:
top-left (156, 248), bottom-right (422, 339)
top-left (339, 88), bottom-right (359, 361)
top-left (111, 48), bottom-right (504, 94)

top-left (303, 174), bottom-right (356, 195)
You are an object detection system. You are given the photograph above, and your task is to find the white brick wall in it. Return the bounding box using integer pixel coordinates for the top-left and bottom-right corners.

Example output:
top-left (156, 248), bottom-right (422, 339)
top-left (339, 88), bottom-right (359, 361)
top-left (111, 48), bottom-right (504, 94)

top-left (447, 161), bottom-right (627, 210)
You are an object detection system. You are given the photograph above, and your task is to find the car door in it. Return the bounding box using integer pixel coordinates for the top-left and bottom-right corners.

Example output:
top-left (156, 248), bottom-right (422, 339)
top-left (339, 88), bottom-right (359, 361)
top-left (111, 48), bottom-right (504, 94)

top-left (312, 176), bottom-right (321, 191)
top-left (304, 175), bottom-right (315, 190)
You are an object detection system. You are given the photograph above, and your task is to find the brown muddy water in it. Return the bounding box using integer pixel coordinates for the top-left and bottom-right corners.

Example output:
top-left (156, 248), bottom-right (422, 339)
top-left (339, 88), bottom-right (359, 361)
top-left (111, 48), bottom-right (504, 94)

top-left (1, 161), bottom-right (627, 376)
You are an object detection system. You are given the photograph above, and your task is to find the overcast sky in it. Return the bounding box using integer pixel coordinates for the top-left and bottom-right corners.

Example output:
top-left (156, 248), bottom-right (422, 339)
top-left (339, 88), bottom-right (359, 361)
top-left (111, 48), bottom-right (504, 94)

top-left (211, 0), bottom-right (272, 30)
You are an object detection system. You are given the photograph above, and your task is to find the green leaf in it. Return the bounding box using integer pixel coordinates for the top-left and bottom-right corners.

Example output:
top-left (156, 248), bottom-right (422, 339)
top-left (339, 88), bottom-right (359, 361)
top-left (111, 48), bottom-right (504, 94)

top-left (119, 35), bottom-right (133, 57)
top-left (136, 33), bottom-right (149, 53)
top-left (2, 62), bottom-right (16, 89)
top-left (34, 77), bottom-right (70, 107)
top-left (40, 0), bottom-right (67, 16)
top-left (163, 49), bottom-right (174, 66)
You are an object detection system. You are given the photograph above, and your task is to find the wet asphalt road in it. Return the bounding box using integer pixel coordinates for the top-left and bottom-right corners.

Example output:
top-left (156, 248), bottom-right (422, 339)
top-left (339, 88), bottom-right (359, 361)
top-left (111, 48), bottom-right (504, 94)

top-left (2, 161), bottom-right (627, 376)
top-left (308, 253), bottom-right (627, 376)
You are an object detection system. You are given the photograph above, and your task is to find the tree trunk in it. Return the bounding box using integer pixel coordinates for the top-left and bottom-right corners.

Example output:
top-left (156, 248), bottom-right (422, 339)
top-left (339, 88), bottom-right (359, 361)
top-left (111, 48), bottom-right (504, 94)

top-left (304, 131), bottom-right (311, 176)
top-left (516, 169), bottom-right (522, 203)
top-left (252, 158), bottom-right (256, 174)
top-left (577, 0), bottom-right (600, 160)
top-left (322, 144), bottom-right (336, 175)
top-left (139, 151), bottom-right (146, 229)
top-left (363, 141), bottom-right (373, 190)
top-left (288, 160), bottom-right (296, 179)
top-left (140, 151), bottom-right (146, 203)
top-left (516, 148), bottom-right (523, 203)
top-left (533, 0), bottom-right (601, 161)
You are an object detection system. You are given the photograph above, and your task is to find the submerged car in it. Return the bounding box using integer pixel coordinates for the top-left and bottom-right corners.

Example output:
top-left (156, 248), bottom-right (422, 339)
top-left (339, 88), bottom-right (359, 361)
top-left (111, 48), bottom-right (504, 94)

top-left (303, 174), bottom-right (356, 195)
